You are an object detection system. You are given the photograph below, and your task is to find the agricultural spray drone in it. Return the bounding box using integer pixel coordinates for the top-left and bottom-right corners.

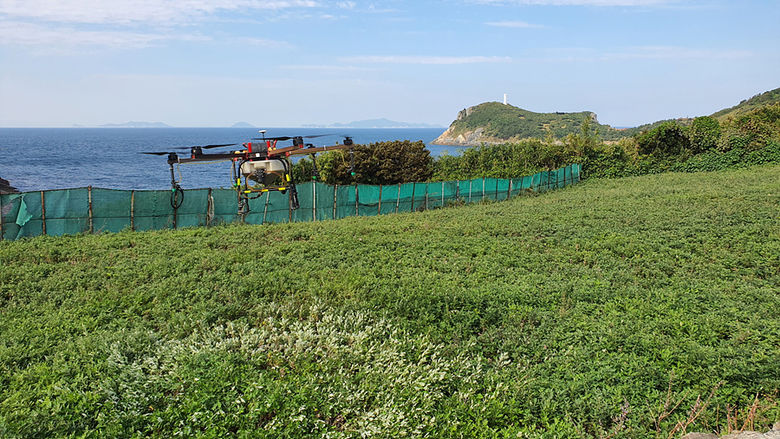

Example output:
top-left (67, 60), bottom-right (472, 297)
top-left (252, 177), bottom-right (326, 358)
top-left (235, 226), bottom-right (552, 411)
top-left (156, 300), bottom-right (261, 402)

top-left (143, 131), bottom-right (354, 213)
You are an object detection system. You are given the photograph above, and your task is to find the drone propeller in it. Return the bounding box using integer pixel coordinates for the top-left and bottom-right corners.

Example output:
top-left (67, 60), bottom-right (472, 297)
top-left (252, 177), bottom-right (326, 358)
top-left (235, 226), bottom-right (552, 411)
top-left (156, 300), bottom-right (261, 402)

top-left (140, 143), bottom-right (238, 155)
top-left (251, 134), bottom-right (333, 141)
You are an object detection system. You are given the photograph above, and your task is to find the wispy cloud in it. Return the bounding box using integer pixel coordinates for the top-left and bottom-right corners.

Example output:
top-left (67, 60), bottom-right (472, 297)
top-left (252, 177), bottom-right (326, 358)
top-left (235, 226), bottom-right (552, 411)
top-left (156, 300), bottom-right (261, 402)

top-left (485, 20), bottom-right (544, 28)
top-left (0, 0), bottom-right (321, 25)
top-left (0, 21), bottom-right (208, 50)
top-left (529, 46), bottom-right (753, 62)
top-left (472, 0), bottom-right (678, 6)
top-left (342, 55), bottom-right (512, 65)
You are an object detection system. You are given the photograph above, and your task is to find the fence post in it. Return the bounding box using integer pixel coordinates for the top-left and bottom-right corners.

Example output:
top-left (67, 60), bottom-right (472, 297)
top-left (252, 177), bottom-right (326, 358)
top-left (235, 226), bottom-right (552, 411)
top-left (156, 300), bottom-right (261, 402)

top-left (395, 183), bottom-right (400, 214)
top-left (455, 180), bottom-right (460, 202)
top-left (355, 185), bottom-right (359, 217)
top-left (469, 179), bottom-right (473, 203)
top-left (441, 181), bottom-right (445, 207)
top-left (410, 183), bottom-right (415, 212)
top-left (425, 184), bottom-right (429, 210)
top-left (130, 190), bottom-right (135, 231)
top-left (333, 185), bottom-right (338, 219)
top-left (88, 186), bottom-right (94, 234)
top-left (40, 191), bottom-right (47, 235)
top-left (313, 182), bottom-right (317, 222)
top-left (507, 179), bottom-right (512, 199)
top-left (378, 185), bottom-right (382, 215)
top-left (482, 177), bottom-right (486, 200)
top-left (0, 194), bottom-right (4, 240)
top-left (263, 192), bottom-right (270, 224)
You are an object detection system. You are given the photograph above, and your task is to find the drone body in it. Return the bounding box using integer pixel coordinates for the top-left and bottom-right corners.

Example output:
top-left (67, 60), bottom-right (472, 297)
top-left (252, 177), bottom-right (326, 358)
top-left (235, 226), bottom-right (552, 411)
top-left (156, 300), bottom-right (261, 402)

top-left (143, 133), bottom-right (354, 213)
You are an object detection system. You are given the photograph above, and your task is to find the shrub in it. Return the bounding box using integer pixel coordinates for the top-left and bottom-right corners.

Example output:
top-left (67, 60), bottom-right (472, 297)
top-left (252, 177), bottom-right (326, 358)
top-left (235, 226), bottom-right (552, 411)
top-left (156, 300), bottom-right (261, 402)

top-left (688, 116), bottom-right (720, 154)
top-left (636, 121), bottom-right (691, 156)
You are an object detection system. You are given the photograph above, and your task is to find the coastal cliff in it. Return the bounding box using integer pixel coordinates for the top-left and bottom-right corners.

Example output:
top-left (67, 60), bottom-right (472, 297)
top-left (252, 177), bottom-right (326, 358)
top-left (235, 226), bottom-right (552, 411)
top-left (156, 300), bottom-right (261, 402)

top-left (432, 102), bottom-right (620, 146)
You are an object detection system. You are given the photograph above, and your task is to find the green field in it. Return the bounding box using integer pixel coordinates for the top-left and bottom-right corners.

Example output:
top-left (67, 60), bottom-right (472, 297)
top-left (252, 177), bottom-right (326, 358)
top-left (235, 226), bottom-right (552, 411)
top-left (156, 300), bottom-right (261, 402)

top-left (1, 166), bottom-right (778, 438)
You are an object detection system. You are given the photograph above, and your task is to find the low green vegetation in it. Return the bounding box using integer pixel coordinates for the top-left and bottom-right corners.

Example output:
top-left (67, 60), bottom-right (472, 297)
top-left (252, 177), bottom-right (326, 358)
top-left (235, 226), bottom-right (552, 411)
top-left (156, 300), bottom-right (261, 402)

top-left (443, 102), bottom-right (628, 141)
top-left (2, 165), bottom-right (778, 438)
top-left (712, 87), bottom-right (780, 120)
top-left (291, 101), bottom-right (780, 186)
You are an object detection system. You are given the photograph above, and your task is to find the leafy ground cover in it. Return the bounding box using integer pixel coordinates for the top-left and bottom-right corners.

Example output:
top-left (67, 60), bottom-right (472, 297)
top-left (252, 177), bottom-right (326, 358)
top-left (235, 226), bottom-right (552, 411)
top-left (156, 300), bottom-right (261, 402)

top-left (1, 166), bottom-right (778, 438)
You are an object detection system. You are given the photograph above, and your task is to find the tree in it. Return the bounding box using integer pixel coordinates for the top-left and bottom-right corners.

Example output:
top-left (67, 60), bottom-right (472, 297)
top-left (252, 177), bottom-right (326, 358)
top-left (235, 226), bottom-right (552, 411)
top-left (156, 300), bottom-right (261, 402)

top-left (688, 116), bottom-right (720, 154)
top-left (636, 121), bottom-right (690, 157)
top-left (296, 140), bottom-right (433, 185)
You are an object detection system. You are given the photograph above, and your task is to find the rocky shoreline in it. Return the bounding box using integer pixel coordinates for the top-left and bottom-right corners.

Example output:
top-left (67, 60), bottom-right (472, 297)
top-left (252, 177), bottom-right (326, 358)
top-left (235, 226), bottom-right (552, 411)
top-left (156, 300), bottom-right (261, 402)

top-left (0, 177), bottom-right (19, 194)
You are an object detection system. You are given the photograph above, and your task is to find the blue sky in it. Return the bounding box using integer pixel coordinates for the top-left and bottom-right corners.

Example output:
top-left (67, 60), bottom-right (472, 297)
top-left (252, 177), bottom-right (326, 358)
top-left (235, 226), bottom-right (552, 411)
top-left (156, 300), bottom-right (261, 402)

top-left (0, 0), bottom-right (778, 128)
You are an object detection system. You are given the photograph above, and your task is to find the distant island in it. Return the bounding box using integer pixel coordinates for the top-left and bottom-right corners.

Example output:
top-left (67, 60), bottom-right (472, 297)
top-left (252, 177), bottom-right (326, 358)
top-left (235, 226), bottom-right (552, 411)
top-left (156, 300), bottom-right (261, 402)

top-left (231, 122), bottom-right (256, 128)
top-left (100, 121), bottom-right (172, 128)
top-left (304, 118), bottom-right (442, 129)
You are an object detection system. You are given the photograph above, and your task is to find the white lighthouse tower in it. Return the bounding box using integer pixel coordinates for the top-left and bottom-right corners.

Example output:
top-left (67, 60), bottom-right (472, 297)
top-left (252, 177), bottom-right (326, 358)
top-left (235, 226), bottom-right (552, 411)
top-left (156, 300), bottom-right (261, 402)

top-left (503, 93), bottom-right (508, 105)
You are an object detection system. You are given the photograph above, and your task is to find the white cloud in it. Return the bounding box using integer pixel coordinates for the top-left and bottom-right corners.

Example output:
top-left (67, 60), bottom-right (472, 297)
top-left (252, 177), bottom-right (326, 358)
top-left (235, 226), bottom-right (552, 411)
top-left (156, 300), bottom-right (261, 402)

top-left (485, 20), bottom-right (543, 28)
top-left (533, 46), bottom-right (753, 62)
top-left (342, 55), bottom-right (512, 65)
top-left (473, 0), bottom-right (677, 6)
top-left (0, 21), bottom-right (208, 49)
top-left (0, 0), bottom-right (320, 25)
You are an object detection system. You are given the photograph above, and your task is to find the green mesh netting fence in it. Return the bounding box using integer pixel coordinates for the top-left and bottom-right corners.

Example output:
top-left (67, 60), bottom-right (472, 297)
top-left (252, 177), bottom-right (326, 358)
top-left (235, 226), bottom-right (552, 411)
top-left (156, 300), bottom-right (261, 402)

top-left (0, 164), bottom-right (581, 241)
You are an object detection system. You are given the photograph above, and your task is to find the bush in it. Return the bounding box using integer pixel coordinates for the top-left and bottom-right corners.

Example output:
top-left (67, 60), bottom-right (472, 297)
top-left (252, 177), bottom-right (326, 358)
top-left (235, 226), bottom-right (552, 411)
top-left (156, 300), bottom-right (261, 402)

top-left (688, 116), bottom-right (720, 154)
top-left (295, 140), bottom-right (433, 185)
top-left (636, 121), bottom-right (691, 156)
top-left (718, 103), bottom-right (780, 151)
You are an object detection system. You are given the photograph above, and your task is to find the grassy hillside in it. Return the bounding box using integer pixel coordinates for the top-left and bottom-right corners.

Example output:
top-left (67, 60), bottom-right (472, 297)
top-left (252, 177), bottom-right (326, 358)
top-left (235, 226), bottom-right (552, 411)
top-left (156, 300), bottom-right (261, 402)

top-left (1, 166), bottom-right (779, 437)
top-left (443, 102), bottom-right (627, 141)
top-left (712, 87), bottom-right (780, 120)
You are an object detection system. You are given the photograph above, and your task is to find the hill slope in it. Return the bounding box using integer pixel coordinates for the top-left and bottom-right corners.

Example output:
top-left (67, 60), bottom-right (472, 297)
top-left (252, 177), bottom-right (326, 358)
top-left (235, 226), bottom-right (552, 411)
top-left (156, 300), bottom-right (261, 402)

top-left (711, 87), bottom-right (780, 120)
top-left (432, 102), bottom-right (625, 145)
top-left (1, 166), bottom-right (779, 437)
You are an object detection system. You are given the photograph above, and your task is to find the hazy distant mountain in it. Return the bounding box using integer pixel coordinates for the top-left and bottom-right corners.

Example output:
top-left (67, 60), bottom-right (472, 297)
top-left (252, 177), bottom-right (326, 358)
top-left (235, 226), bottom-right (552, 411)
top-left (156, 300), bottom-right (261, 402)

top-left (100, 121), bottom-right (172, 128)
top-left (305, 118), bottom-right (442, 129)
top-left (231, 121), bottom-right (256, 128)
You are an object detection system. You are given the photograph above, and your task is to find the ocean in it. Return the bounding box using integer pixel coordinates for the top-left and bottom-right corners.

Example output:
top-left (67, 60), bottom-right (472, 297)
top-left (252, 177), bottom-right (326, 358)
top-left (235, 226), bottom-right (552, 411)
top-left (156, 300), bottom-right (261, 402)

top-left (0, 128), bottom-right (460, 192)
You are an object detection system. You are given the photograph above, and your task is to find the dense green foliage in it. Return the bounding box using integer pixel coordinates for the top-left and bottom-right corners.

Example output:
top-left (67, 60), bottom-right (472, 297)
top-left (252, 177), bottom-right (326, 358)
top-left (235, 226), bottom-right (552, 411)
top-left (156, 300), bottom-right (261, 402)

top-left (711, 87), bottom-right (780, 120)
top-left (445, 102), bottom-right (627, 141)
top-left (293, 140), bottom-right (432, 185)
top-left (1, 166), bottom-right (779, 438)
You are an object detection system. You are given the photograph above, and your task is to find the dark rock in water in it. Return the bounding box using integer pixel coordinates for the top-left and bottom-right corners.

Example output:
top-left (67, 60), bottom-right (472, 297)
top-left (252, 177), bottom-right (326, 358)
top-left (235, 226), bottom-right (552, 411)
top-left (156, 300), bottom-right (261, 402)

top-left (0, 177), bottom-right (19, 194)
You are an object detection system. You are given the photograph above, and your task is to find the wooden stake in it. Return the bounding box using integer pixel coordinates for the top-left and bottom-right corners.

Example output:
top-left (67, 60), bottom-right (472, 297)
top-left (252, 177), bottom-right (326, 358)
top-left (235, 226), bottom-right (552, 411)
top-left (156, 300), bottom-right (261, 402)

top-left (378, 185), bottom-right (382, 215)
top-left (333, 185), bottom-right (338, 220)
top-left (88, 186), bottom-right (94, 234)
top-left (40, 191), bottom-right (46, 235)
top-left (130, 190), bottom-right (135, 231)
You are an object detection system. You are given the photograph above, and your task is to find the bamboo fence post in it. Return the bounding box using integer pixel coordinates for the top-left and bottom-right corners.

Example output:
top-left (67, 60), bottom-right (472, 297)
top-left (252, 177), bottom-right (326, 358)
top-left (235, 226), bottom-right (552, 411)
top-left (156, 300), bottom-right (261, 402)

top-left (0, 194), bottom-right (4, 240)
top-left (395, 183), bottom-right (400, 214)
top-left (130, 190), bottom-right (135, 231)
top-left (410, 183), bottom-right (415, 212)
top-left (378, 185), bottom-right (382, 215)
top-left (313, 182), bottom-right (317, 222)
top-left (482, 177), bottom-right (486, 200)
top-left (468, 180), bottom-right (473, 203)
top-left (354, 185), bottom-right (359, 217)
top-left (88, 186), bottom-right (94, 234)
top-left (441, 181), bottom-right (444, 207)
top-left (455, 180), bottom-right (460, 202)
top-left (507, 179), bottom-right (512, 199)
top-left (333, 185), bottom-right (338, 220)
top-left (425, 184), bottom-right (429, 210)
top-left (263, 192), bottom-right (270, 224)
top-left (40, 191), bottom-right (46, 235)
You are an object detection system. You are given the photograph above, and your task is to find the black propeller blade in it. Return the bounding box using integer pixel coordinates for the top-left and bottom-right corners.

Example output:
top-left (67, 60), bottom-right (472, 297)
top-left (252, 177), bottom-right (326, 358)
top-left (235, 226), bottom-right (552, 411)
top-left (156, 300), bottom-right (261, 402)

top-left (251, 134), bottom-right (333, 141)
top-left (141, 143), bottom-right (237, 155)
